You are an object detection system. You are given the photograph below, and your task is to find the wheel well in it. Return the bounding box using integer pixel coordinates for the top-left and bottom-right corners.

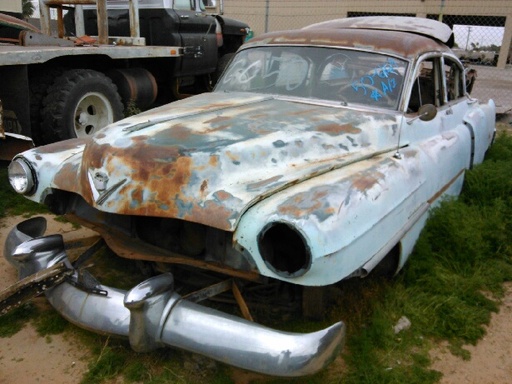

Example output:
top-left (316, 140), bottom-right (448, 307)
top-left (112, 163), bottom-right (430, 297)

top-left (370, 243), bottom-right (401, 278)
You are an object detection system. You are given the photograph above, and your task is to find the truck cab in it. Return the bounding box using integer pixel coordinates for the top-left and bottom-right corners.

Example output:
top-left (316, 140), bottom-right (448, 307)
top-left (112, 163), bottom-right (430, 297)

top-left (70, 0), bottom-right (249, 77)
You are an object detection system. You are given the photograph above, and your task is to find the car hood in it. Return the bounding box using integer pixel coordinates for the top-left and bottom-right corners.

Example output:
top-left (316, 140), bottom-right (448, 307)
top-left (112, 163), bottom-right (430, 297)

top-left (44, 92), bottom-right (400, 231)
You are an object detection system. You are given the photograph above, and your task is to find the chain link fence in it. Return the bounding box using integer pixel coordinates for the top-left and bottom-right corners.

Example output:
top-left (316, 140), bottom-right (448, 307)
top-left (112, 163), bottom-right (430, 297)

top-left (446, 15), bottom-right (511, 114)
top-left (223, 1), bottom-right (512, 114)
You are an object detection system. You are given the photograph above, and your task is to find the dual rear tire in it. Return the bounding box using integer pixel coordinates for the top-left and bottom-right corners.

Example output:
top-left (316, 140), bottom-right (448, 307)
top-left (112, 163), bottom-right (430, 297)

top-left (38, 69), bottom-right (124, 144)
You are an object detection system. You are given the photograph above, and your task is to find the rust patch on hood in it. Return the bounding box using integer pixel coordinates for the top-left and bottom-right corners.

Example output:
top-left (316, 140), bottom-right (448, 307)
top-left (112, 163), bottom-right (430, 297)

top-left (46, 92), bottom-right (399, 231)
top-left (277, 188), bottom-right (336, 222)
top-left (317, 123), bottom-right (361, 136)
top-left (53, 162), bottom-right (82, 192)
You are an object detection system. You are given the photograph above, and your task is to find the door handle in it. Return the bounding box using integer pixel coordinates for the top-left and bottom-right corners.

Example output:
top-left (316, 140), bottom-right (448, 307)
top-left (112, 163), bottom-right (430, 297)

top-left (180, 15), bottom-right (190, 20)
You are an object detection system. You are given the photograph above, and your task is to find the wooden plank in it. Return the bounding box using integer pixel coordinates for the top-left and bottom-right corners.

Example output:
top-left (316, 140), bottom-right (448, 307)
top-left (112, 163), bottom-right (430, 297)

top-left (0, 262), bottom-right (72, 316)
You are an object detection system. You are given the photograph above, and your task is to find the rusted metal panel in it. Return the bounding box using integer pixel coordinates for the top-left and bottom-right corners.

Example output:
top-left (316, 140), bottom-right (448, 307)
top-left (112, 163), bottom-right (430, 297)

top-left (0, 99), bottom-right (34, 160)
top-left (22, 92), bottom-right (400, 232)
top-left (96, 0), bottom-right (108, 44)
top-left (233, 122), bottom-right (474, 285)
top-left (305, 16), bottom-right (454, 46)
top-left (0, 261), bottom-right (72, 316)
top-left (0, 133), bottom-right (34, 161)
top-left (0, 12), bottom-right (40, 33)
top-left (128, 0), bottom-right (141, 38)
top-left (247, 28), bottom-right (450, 60)
top-left (19, 31), bottom-right (75, 47)
top-left (0, 44), bottom-right (181, 66)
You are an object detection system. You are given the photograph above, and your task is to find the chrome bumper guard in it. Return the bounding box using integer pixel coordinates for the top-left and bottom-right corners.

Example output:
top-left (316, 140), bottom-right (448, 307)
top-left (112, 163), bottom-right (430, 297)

top-left (4, 217), bottom-right (345, 377)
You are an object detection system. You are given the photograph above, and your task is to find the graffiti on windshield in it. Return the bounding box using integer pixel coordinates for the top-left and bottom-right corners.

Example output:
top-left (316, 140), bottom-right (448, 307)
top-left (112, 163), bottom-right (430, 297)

top-left (350, 58), bottom-right (401, 101)
top-left (221, 53), bottom-right (309, 91)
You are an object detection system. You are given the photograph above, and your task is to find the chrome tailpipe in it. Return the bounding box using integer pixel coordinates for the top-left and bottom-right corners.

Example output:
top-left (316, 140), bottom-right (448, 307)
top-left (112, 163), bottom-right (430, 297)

top-left (4, 217), bottom-right (345, 377)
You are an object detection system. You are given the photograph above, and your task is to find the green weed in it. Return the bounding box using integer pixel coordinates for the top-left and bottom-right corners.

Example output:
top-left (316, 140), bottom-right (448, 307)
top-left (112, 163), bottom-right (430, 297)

top-left (0, 303), bottom-right (37, 337)
top-left (33, 309), bottom-right (71, 335)
top-left (336, 133), bottom-right (512, 383)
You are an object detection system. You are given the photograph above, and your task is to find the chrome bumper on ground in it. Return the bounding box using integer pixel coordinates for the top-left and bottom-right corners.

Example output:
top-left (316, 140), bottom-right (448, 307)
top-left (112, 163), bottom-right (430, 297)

top-left (4, 217), bottom-right (345, 377)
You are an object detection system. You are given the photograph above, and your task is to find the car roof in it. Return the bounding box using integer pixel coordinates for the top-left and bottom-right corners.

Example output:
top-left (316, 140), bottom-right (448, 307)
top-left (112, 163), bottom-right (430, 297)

top-left (246, 17), bottom-right (454, 60)
top-left (305, 16), bottom-right (454, 46)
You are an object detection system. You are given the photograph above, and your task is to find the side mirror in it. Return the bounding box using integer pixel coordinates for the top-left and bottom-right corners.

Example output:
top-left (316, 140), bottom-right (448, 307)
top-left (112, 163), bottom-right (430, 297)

top-left (418, 104), bottom-right (437, 121)
top-left (407, 104), bottom-right (437, 125)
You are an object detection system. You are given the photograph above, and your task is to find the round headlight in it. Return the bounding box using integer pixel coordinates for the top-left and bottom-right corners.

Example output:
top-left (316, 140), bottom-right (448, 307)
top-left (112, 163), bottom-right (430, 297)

top-left (8, 158), bottom-right (35, 195)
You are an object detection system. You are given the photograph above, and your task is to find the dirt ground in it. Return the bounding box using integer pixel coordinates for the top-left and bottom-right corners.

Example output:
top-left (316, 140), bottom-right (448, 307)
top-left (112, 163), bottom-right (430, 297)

top-left (1, 214), bottom-right (511, 383)
top-left (0, 215), bottom-right (94, 384)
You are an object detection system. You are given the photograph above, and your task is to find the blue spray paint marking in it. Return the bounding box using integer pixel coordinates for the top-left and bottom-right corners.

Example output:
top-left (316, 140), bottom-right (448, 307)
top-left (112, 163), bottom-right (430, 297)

top-left (351, 59), bottom-right (400, 101)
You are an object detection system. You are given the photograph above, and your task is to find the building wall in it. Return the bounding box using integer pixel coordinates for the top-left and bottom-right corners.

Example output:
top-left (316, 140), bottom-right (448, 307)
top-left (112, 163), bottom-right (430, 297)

top-left (0, 0), bottom-right (22, 13)
top-left (222, 0), bottom-right (511, 35)
top-left (219, 0), bottom-right (512, 68)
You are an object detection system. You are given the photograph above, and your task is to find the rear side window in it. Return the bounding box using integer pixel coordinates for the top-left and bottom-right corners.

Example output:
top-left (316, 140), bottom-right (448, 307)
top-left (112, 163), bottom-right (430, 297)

top-left (174, 0), bottom-right (193, 10)
top-left (443, 57), bottom-right (465, 102)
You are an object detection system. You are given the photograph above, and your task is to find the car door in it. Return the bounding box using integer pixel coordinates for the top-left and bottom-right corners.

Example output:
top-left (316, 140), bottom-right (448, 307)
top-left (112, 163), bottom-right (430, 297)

top-left (402, 55), bottom-right (473, 206)
top-left (173, 0), bottom-right (217, 75)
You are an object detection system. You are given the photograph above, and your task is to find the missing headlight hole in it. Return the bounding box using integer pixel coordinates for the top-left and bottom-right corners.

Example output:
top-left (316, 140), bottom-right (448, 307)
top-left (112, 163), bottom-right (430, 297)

top-left (259, 223), bottom-right (311, 277)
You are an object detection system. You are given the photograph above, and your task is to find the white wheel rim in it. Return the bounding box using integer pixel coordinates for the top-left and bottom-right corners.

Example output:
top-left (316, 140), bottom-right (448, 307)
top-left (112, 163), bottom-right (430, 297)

top-left (74, 92), bottom-right (114, 138)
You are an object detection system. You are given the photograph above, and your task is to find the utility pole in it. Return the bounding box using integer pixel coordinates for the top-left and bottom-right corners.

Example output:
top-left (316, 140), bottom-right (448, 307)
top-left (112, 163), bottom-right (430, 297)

top-left (465, 26), bottom-right (472, 50)
top-left (264, 0), bottom-right (269, 33)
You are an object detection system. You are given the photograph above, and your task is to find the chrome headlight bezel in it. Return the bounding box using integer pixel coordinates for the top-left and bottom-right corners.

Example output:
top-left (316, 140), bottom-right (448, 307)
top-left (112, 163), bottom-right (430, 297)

top-left (8, 157), bottom-right (36, 195)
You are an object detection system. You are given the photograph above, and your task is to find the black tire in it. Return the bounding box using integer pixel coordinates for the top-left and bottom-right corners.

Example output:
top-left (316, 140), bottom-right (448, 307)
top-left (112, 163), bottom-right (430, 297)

top-left (29, 68), bottom-right (63, 145)
top-left (41, 69), bottom-right (124, 143)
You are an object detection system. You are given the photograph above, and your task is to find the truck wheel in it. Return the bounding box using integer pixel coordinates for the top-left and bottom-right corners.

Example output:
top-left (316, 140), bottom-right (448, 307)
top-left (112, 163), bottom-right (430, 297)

top-left (29, 68), bottom-right (63, 145)
top-left (41, 69), bottom-right (124, 143)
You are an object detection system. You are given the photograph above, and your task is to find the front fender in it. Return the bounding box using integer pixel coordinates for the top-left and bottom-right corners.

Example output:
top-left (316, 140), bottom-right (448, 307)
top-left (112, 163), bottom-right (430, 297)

top-left (235, 150), bottom-right (430, 285)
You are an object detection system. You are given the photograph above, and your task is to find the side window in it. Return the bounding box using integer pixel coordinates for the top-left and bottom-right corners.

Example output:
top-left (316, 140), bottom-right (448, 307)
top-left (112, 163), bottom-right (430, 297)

top-left (174, 0), bottom-right (193, 10)
top-left (408, 57), bottom-right (443, 112)
top-left (443, 57), bottom-right (465, 102)
top-left (202, 0), bottom-right (216, 8)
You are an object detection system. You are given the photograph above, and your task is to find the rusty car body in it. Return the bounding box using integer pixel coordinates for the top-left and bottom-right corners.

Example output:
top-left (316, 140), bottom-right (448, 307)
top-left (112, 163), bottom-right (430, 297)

top-left (5, 16), bottom-right (496, 376)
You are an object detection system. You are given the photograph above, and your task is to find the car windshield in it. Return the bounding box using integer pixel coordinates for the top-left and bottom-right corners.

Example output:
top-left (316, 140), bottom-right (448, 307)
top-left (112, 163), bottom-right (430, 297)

top-left (215, 46), bottom-right (407, 110)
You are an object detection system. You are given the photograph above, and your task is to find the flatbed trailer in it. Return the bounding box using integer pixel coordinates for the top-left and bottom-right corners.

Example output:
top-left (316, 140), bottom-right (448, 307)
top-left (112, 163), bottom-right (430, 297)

top-left (0, 0), bottom-right (248, 160)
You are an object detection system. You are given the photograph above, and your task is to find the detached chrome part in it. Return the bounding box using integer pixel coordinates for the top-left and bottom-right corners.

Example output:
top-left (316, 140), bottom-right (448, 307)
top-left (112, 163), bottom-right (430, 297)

top-left (4, 217), bottom-right (345, 377)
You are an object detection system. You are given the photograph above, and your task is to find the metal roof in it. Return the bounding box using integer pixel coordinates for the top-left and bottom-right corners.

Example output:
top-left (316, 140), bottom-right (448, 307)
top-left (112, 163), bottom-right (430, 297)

top-left (304, 16), bottom-right (454, 46)
top-left (246, 26), bottom-right (452, 60)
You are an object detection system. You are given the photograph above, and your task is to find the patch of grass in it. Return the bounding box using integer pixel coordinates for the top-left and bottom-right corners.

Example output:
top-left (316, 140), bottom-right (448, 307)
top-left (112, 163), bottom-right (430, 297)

top-left (0, 303), bottom-right (37, 337)
top-left (125, 99), bottom-right (142, 117)
top-left (33, 309), bottom-right (71, 336)
top-left (81, 339), bottom-right (129, 384)
top-left (54, 215), bottom-right (82, 229)
top-left (78, 335), bottom-right (233, 384)
top-left (334, 133), bottom-right (512, 383)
